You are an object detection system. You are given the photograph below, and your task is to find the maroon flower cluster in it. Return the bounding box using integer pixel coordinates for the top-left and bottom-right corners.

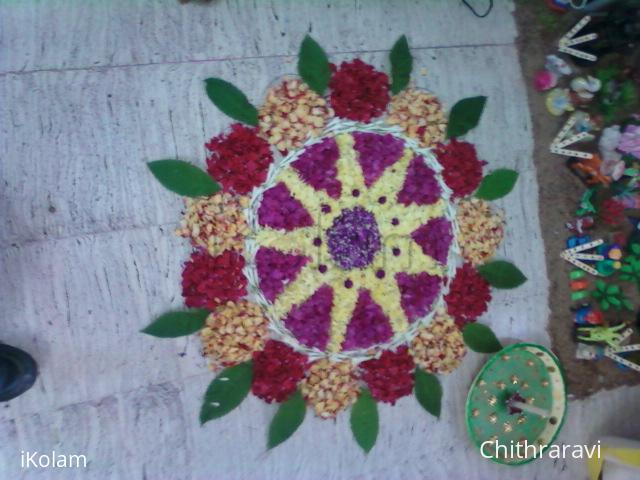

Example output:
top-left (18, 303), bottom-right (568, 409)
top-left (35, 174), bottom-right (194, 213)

top-left (397, 155), bottom-right (441, 206)
top-left (258, 182), bottom-right (314, 231)
top-left (434, 139), bottom-right (486, 198)
top-left (181, 250), bottom-right (247, 310)
top-left (256, 247), bottom-right (309, 302)
top-left (352, 132), bottom-right (404, 187)
top-left (205, 123), bottom-right (273, 195)
top-left (359, 347), bottom-right (415, 404)
top-left (284, 285), bottom-right (334, 350)
top-left (292, 137), bottom-right (342, 198)
top-left (343, 289), bottom-right (393, 350)
top-left (329, 60), bottom-right (390, 122)
top-left (444, 263), bottom-right (492, 327)
top-left (251, 340), bottom-right (308, 403)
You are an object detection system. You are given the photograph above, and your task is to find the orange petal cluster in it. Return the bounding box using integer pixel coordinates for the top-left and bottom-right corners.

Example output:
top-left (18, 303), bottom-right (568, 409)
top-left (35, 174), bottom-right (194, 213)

top-left (259, 78), bottom-right (333, 153)
top-left (300, 359), bottom-right (360, 419)
top-left (387, 88), bottom-right (447, 147)
top-left (176, 193), bottom-right (250, 256)
top-left (457, 198), bottom-right (505, 265)
top-left (200, 300), bottom-right (269, 370)
top-left (410, 312), bottom-right (466, 374)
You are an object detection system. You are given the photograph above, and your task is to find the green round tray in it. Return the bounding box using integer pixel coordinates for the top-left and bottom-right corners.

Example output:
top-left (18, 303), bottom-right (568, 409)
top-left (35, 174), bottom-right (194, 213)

top-left (465, 343), bottom-right (567, 466)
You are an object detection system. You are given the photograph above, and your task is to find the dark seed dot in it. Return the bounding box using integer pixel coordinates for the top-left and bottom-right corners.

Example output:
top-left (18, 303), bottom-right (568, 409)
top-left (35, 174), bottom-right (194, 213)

top-left (376, 269), bottom-right (386, 279)
top-left (392, 247), bottom-right (401, 256)
top-left (313, 237), bottom-right (322, 246)
top-left (391, 218), bottom-right (399, 226)
top-left (378, 196), bottom-right (387, 204)
top-left (319, 265), bottom-right (327, 273)
top-left (344, 279), bottom-right (353, 289)
top-left (321, 204), bottom-right (331, 214)
top-left (352, 189), bottom-right (360, 197)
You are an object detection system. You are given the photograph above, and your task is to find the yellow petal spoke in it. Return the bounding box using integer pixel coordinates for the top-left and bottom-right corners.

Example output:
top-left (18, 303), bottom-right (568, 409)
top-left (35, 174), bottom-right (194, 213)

top-left (253, 227), bottom-right (319, 257)
top-left (390, 244), bottom-right (445, 277)
top-left (365, 273), bottom-right (408, 334)
top-left (272, 264), bottom-right (326, 319)
top-left (327, 282), bottom-right (359, 353)
top-left (276, 169), bottom-right (334, 221)
top-left (377, 199), bottom-right (447, 237)
top-left (367, 147), bottom-right (414, 199)
top-left (335, 133), bottom-right (366, 199)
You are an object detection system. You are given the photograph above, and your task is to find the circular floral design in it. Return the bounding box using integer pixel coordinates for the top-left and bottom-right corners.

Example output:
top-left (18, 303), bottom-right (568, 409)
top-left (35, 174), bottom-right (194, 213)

top-left (247, 128), bottom-right (456, 358)
top-left (145, 37), bottom-right (524, 448)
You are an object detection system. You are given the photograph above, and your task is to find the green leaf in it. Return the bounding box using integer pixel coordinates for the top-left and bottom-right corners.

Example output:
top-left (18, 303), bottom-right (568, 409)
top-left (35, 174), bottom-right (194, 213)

top-left (200, 362), bottom-right (253, 424)
top-left (147, 160), bottom-right (220, 197)
top-left (623, 299), bottom-right (634, 311)
top-left (607, 284), bottom-right (620, 295)
top-left (204, 77), bottom-right (259, 126)
top-left (475, 169), bottom-right (519, 201)
top-left (632, 244), bottom-right (640, 255)
top-left (141, 309), bottom-right (209, 338)
top-left (390, 35), bottom-right (412, 95)
top-left (596, 280), bottom-right (607, 291)
top-left (462, 323), bottom-right (503, 354)
top-left (298, 35), bottom-right (331, 95)
top-left (601, 299), bottom-right (610, 311)
top-left (609, 296), bottom-right (621, 307)
top-left (268, 390), bottom-right (306, 449)
top-left (414, 369), bottom-right (442, 418)
top-left (446, 96), bottom-right (487, 139)
top-left (477, 260), bottom-right (527, 289)
top-left (350, 388), bottom-right (378, 453)
top-left (621, 265), bottom-right (633, 274)
top-left (592, 290), bottom-right (603, 300)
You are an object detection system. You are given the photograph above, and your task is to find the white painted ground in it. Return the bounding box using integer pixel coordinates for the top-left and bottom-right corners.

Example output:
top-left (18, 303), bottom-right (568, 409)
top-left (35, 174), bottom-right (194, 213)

top-left (1, 1), bottom-right (638, 479)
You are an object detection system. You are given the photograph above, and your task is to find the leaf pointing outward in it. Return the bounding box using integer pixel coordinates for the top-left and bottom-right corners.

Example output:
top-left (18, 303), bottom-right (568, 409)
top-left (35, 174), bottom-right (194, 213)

top-left (350, 388), bottom-right (379, 453)
top-left (390, 35), bottom-right (413, 95)
top-left (147, 160), bottom-right (220, 197)
top-left (446, 96), bottom-right (487, 139)
top-left (205, 77), bottom-right (259, 126)
top-left (475, 169), bottom-right (519, 200)
top-left (414, 369), bottom-right (442, 418)
top-left (200, 362), bottom-right (253, 424)
top-left (477, 260), bottom-right (527, 289)
top-left (462, 323), bottom-right (503, 354)
top-left (268, 389), bottom-right (306, 449)
top-left (298, 35), bottom-right (331, 95)
top-left (141, 309), bottom-right (209, 338)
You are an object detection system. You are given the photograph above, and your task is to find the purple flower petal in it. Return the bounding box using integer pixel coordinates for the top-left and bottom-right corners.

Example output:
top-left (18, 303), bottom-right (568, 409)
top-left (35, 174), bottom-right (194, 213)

top-left (397, 155), bottom-right (441, 206)
top-left (292, 137), bottom-right (342, 198)
top-left (396, 272), bottom-right (442, 322)
top-left (411, 218), bottom-right (452, 264)
top-left (353, 132), bottom-right (405, 187)
top-left (283, 285), bottom-right (333, 350)
top-left (256, 247), bottom-right (310, 302)
top-left (258, 182), bottom-right (314, 231)
top-left (342, 289), bottom-right (393, 350)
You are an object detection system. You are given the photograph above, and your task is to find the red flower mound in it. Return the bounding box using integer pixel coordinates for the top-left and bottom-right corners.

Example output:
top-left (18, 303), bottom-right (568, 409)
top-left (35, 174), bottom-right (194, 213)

top-left (445, 263), bottom-right (491, 327)
top-left (359, 346), bottom-right (415, 404)
top-left (329, 59), bottom-right (390, 122)
top-left (434, 139), bottom-right (486, 198)
top-left (181, 250), bottom-right (247, 310)
top-left (251, 340), bottom-right (308, 403)
top-left (205, 123), bottom-right (273, 195)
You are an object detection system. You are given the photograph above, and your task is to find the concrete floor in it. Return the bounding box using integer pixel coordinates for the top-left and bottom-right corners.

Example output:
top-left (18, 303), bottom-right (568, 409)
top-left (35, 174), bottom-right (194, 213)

top-left (1, 1), bottom-right (639, 479)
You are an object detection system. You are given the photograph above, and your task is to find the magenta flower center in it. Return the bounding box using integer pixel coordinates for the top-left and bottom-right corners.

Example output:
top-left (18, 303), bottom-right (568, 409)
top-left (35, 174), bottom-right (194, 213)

top-left (327, 207), bottom-right (381, 269)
